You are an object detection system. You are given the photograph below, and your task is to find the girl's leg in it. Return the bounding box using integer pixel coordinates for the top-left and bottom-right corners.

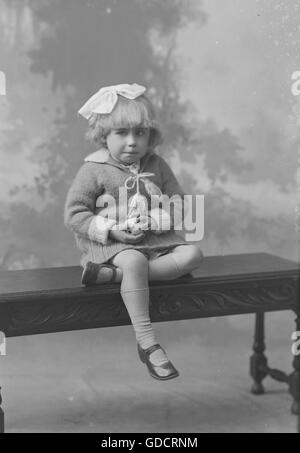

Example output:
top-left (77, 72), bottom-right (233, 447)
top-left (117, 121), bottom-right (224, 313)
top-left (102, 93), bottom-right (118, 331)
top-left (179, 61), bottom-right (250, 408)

top-left (148, 244), bottom-right (204, 281)
top-left (101, 244), bottom-right (203, 282)
top-left (110, 249), bottom-right (168, 365)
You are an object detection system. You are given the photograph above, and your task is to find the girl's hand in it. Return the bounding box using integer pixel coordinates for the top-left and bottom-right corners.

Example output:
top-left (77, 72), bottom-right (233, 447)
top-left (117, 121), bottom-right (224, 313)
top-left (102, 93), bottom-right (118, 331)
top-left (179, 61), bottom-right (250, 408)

top-left (130, 215), bottom-right (158, 232)
top-left (109, 229), bottom-right (146, 244)
top-left (140, 215), bottom-right (158, 231)
top-left (120, 214), bottom-right (151, 234)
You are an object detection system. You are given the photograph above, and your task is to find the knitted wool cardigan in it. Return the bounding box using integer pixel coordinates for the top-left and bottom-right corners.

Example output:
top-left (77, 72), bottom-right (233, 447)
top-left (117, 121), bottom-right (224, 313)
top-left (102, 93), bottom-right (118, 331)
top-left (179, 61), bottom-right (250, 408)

top-left (64, 148), bottom-right (188, 266)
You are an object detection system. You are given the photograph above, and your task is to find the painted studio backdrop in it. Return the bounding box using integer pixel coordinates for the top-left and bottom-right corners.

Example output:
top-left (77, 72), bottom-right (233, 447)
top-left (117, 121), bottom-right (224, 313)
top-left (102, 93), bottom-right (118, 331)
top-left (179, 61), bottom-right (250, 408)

top-left (0, 0), bottom-right (298, 270)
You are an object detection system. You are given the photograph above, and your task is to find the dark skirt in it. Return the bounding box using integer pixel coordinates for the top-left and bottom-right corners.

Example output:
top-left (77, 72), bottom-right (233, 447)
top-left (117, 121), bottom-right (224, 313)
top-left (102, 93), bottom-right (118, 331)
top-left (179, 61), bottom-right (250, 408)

top-left (76, 230), bottom-right (188, 267)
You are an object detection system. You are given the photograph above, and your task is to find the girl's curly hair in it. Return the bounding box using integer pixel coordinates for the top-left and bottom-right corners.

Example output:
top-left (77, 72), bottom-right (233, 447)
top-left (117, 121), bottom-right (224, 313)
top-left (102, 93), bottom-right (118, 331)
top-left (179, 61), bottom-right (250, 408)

top-left (85, 94), bottom-right (163, 149)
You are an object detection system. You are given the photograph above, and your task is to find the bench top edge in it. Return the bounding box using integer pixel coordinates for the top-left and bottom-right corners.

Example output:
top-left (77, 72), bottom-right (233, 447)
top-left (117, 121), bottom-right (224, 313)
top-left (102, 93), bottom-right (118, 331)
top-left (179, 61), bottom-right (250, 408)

top-left (0, 252), bottom-right (298, 298)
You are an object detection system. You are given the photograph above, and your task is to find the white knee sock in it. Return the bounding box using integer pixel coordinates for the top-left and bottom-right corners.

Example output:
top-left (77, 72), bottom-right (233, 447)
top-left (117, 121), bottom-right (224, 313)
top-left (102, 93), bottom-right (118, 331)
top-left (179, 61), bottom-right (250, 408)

top-left (120, 287), bottom-right (168, 365)
top-left (148, 253), bottom-right (183, 281)
top-left (120, 287), bottom-right (155, 349)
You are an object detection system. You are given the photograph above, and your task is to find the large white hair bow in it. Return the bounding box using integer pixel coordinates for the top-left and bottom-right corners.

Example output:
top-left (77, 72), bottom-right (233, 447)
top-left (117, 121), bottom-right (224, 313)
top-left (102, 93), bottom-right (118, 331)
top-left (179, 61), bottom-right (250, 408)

top-left (78, 83), bottom-right (146, 119)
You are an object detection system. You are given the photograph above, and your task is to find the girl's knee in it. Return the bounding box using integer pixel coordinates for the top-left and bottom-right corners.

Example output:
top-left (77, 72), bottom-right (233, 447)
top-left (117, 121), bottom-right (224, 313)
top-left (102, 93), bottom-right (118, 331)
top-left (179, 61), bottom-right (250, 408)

top-left (186, 244), bottom-right (204, 267)
top-left (115, 249), bottom-right (148, 272)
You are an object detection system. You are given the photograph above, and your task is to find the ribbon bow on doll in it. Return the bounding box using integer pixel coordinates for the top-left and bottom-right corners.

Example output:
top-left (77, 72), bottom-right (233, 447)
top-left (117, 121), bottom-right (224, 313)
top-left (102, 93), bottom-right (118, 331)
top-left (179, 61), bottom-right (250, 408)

top-left (115, 172), bottom-right (162, 234)
top-left (78, 83), bottom-right (146, 119)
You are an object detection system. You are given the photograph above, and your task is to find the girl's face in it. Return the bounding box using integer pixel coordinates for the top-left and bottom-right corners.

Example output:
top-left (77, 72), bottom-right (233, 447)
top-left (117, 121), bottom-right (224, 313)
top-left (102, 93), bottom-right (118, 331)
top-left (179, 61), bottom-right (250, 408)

top-left (106, 126), bottom-right (150, 165)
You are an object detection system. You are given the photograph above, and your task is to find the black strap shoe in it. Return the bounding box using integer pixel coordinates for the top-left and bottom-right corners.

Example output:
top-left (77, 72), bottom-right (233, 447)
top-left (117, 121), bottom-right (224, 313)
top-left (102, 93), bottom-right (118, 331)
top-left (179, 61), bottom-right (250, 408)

top-left (137, 343), bottom-right (179, 381)
top-left (81, 262), bottom-right (117, 286)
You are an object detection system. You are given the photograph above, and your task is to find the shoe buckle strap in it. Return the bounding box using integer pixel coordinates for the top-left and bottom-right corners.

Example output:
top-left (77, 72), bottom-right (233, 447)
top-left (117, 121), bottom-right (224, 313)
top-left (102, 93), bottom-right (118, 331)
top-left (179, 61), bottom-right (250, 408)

top-left (144, 344), bottom-right (164, 356)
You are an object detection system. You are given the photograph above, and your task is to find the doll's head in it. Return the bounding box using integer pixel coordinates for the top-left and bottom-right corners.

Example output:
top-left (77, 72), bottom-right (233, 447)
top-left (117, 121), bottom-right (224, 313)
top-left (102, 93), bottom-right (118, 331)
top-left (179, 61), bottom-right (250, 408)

top-left (80, 84), bottom-right (163, 163)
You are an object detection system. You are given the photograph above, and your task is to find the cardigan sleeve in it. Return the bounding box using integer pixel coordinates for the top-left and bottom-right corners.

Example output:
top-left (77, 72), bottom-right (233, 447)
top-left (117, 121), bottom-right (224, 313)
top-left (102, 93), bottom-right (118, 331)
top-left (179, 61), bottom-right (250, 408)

top-left (148, 156), bottom-right (187, 233)
top-left (64, 163), bottom-right (117, 244)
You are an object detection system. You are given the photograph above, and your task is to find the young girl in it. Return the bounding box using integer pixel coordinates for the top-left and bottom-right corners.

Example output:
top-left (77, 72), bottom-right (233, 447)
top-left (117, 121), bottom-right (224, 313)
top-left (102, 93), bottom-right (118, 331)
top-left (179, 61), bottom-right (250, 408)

top-left (64, 83), bottom-right (203, 381)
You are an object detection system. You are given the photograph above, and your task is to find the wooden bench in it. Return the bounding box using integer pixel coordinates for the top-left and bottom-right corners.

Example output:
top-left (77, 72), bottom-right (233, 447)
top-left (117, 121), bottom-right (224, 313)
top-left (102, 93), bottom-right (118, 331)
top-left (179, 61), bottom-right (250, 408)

top-left (0, 252), bottom-right (299, 433)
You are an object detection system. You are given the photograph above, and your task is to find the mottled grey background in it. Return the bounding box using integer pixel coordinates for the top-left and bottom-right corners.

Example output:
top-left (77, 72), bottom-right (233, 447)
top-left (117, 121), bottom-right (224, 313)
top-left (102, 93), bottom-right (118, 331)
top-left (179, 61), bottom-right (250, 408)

top-left (0, 0), bottom-right (298, 432)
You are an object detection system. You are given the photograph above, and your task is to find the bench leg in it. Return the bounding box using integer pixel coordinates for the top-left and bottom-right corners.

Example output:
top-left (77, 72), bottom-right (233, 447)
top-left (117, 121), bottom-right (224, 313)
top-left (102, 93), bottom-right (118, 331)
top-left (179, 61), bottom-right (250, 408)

top-left (289, 311), bottom-right (300, 429)
top-left (250, 312), bottom-right (268, 394)
top-left (250, 311), bottom-right (300, 432)
top-left (0, 387), bottom-right (4, 433)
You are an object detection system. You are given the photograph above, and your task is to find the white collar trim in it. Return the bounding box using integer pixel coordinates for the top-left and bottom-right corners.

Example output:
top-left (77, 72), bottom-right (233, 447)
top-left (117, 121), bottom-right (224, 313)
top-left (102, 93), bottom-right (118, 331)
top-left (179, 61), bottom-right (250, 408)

top-left (84, 149), bottom-right (110, 163)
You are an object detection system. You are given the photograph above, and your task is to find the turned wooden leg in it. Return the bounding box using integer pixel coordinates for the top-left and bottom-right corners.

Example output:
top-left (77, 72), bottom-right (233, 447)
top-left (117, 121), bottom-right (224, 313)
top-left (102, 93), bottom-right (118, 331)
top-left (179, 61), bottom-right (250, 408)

top-left (289, 311), bottom-right (300, 433)
top-left (0, 387), bottom-right (4, 433)
top-left (250, 312), bottom-right (268, 395)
